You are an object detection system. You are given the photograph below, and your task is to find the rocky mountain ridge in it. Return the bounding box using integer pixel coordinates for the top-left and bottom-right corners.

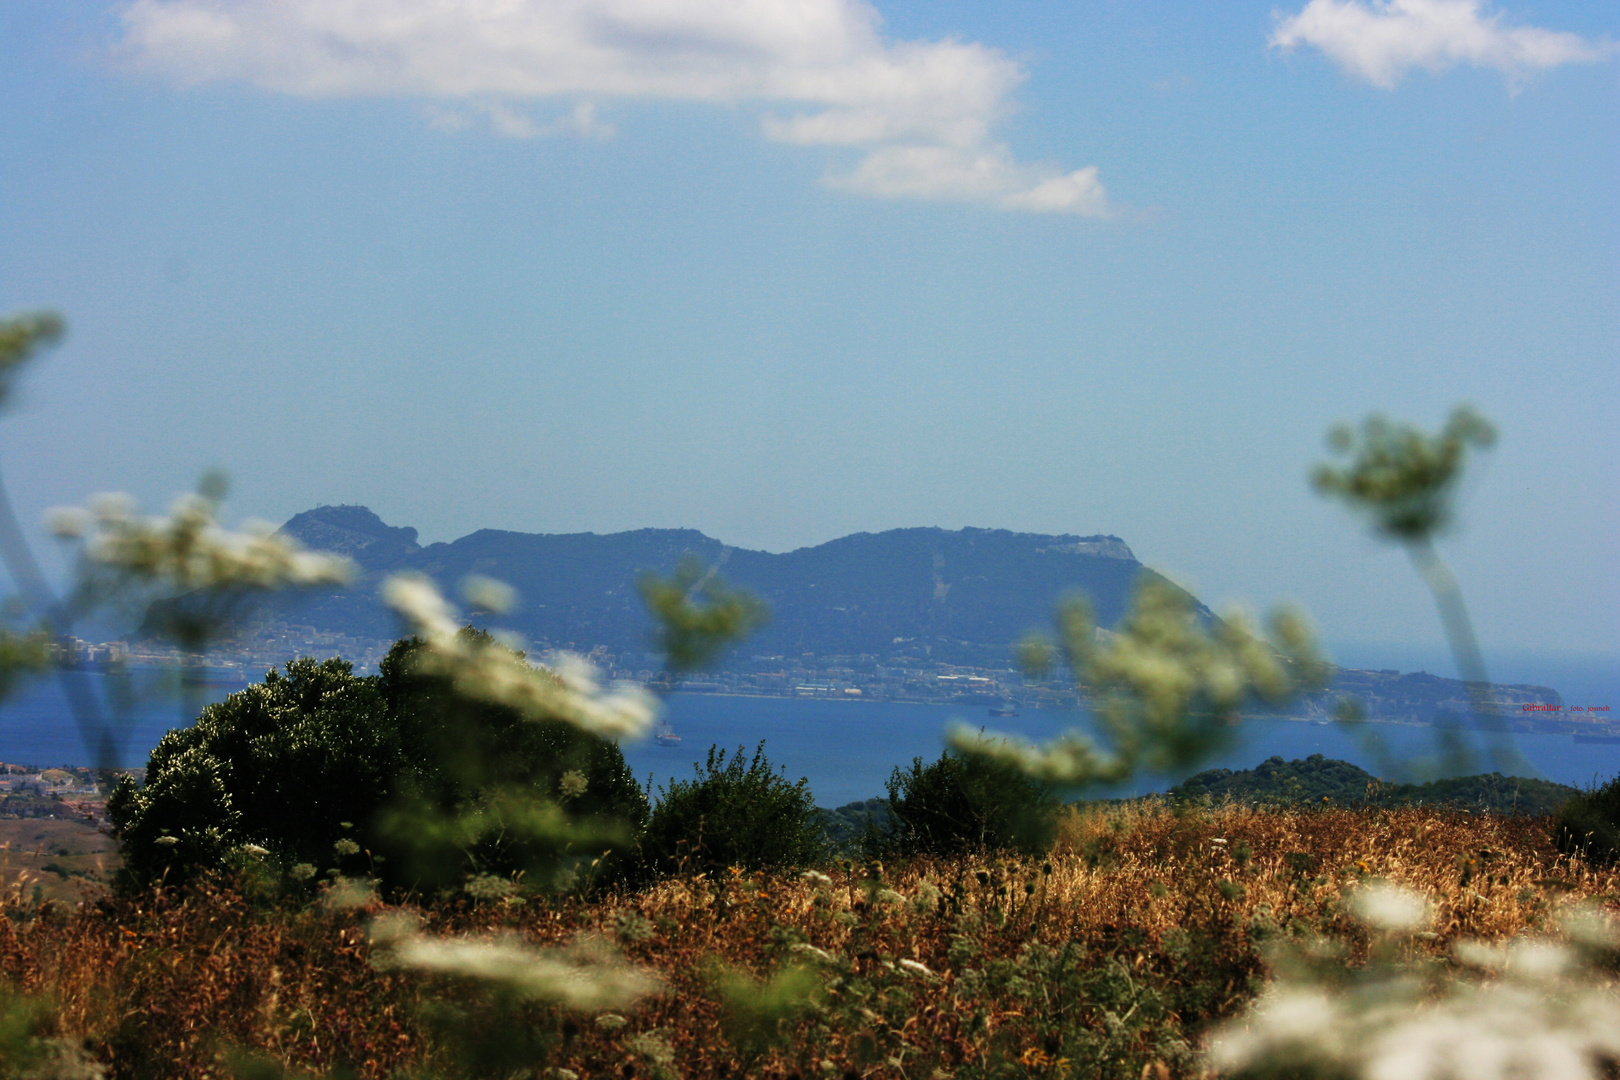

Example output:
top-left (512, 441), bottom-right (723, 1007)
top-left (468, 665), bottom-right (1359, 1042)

top-left (161, 504), bottom-right (1574, 730)
top-left (269, 504), bottom-right (1183, 667)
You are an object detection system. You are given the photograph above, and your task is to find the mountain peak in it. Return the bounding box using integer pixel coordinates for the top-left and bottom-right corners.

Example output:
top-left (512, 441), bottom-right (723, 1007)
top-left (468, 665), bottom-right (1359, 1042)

top-left (279, 505), bottom-right (420, 566)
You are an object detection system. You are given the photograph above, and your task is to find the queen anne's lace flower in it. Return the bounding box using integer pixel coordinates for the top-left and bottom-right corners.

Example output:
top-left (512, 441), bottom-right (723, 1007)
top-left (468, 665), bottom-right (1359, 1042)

top-left (1209, 893), bottom-right (1620, 1080)
top-left (382, 573), bottom-right (657, 741)
top-left (380, 930), bottom-right (660, 1012)
top-left (953, 580), bottom-right (1325, 786)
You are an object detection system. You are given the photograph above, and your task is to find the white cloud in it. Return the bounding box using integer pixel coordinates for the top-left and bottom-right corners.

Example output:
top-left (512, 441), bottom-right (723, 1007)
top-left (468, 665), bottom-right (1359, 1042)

top-left (832, 145), bottom-right (1109, 216)
top-left (115, 0), bottom-right (1107, 216)
top-left (424, 101), bottom-right (616, 140)
top-left (1271, 0), bottom-right (1616, 89)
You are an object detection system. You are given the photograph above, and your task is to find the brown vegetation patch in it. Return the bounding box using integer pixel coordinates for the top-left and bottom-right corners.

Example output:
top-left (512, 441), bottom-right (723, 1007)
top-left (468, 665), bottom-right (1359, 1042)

top-left (2, 801), bottom-right (1616, 1078)
top-left (0, 817), bottom-right (119, 905)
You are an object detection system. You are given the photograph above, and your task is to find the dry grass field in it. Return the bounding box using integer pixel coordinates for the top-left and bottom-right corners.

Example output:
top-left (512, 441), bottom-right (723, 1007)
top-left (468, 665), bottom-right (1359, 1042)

top-left (0, 817), bottom-right (119, 905)
top-left (2, 801), bottom-right (1616, 1079)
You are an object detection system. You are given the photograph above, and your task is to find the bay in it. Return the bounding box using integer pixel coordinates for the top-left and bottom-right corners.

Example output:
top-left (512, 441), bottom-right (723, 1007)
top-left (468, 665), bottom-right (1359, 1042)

top-left (4, 673), bottom-right (1619, 807)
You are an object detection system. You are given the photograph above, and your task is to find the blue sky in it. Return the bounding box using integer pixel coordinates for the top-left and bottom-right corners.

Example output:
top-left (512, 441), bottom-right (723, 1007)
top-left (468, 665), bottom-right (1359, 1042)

top-left (1, 0), bottom-right (1616, 668)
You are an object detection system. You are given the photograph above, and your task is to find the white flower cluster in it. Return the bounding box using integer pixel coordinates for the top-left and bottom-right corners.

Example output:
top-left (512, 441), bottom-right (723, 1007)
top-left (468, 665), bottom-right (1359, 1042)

top-left (953, 580), bottom-right (1323, 786)
top-left (381, 573), bottom-right (657, 741)
top-left (371, 916), bottom-right (660, 1012)
top-left (1209, 887), bottom-right (1620, 1080)
top-left (47, 491), bottom-right (353, 594)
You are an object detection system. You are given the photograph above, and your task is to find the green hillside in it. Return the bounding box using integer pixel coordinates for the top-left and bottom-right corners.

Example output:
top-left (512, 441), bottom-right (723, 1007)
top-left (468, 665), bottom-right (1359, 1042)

top-left (1169, 754), bottom-right (1580, 815)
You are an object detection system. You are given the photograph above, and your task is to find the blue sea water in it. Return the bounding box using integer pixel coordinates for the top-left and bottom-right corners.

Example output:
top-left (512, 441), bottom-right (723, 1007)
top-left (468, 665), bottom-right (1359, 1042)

top-left (3, 660), bottom-right (1617, 806)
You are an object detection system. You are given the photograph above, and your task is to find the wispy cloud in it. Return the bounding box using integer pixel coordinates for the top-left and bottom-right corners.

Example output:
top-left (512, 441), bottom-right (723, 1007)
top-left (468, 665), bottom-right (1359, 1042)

top-left (115, 0), bottom-right (1110, 217)
top-left (1271, 0), bottom-right (1616, 89)
top-left (424, 101), bottom-right (616, 141)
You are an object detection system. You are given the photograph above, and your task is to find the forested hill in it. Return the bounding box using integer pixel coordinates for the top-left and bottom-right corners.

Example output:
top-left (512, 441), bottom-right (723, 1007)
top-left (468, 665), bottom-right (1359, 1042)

top-left (1169, 754), bottom-right (1580, 815)
top-left (262, 504), bottom-right (1191, 666)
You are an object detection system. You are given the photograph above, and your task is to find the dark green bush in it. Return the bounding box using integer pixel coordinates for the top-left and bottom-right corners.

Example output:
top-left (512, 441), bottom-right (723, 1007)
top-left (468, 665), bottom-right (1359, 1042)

top-left (109, 655), bottom-right (403, 889)
top-left (373, 634), bottom-right (649, 890)
top-left (642, 742), bottom-right (826, 875)
top-left (110, 635), bottom-right (648, 893)
top-left (883, 749), bottom-right (1060, 858)
top-left (1554, 774), bottom-right (1620, 864)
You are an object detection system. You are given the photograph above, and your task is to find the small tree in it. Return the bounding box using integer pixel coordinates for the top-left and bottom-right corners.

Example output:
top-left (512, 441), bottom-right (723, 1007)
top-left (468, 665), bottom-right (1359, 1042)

top-left (883, 748), bottom-right (1060, 858)
top-left (108, 637), bottom-right (650, 892)
top-left (642, 742), bottom-right (825, 875)
top-left (108, 656), bottom-right (401, 888)
top-left (374, 632), bottom-right (650, 891)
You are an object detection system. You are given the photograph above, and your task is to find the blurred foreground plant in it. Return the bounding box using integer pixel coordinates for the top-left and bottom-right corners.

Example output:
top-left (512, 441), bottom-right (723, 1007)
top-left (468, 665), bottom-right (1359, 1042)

top-left (1210, 886), bottom-right (1620, 1080)
top-left (951, 578), bottom-right (1325, 787)
top-left (1313, 405), bottom-right (1520, 775)
top-left (0, 311), bottom-right (354, 766)
top-left (383, 574), bottom-right (656, 741)
top-left (638, 554), bottom-right (768, 674)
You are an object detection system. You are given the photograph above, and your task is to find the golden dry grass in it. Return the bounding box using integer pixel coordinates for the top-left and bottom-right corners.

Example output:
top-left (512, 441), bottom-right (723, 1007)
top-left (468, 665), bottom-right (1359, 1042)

top-left (1, 802), bottom-right (1615, 1078)
top-left (0, 817), bottom-right (119, 905)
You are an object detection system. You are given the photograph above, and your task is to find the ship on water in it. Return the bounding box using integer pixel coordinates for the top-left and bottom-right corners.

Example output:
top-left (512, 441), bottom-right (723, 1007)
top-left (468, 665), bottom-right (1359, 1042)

top-left (654, 721), bottom-right (682, 747)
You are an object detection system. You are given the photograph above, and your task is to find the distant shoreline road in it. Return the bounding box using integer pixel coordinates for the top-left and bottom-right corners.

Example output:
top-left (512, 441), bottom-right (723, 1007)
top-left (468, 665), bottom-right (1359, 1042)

top-left (660, 689), bottom-right (1608, 735)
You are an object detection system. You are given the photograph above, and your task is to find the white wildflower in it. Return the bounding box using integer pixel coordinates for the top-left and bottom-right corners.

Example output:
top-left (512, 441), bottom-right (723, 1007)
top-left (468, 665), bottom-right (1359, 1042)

top-left (558, 769), bottom-right (588, 800)
top-left (44, 507), bottom-right (89, 539)
top-left (1560, 904), bottom-right (1620, 952)
top-left (382, 574), bottom-right (460, 644)
top-left (89, 492), bottom-right (136, 521)
top-left (464, 873), bottom-right (518, 902)
top-left (321, 876), bottom-right (378, 910)
top-left (789, 943), bottom-right (840, 966)
top-left (1210, 890), bottom-right (1620, 1080)
top-left (382, 574), bottom-right (657, 741)
top-left (57, 489), bottom-right (353, 634)
top-left (366, 911), bottom-right (421, 945)
top-left (389, 933), bottom-right (660, 1011)
top-left (1207, 988), bottom-right (1348, 1072)
top-left (962, 581), bottom-right (1323, 785)
top-left (945, 725), bottom-right (1126, 786)
top-left (1351, 883), bottom-right (1431, 933)
top-left (462, 574), bottom-right (517, 614)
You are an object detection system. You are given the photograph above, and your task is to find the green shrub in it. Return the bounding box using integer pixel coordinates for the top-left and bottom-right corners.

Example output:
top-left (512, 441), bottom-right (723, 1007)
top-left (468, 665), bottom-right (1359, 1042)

top-left (109, 636), bottom-right (648, 893)
top-left (1553, 774), bottom-right (1620, 864)
top-left (883, 748), bottom-right (1060, 858)
top-left (109, 655), bottom-right (403, 889)
top-left (642, 742), bottom-right (826, 875)
top-left (374, 633), bottom-right (649, 890)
